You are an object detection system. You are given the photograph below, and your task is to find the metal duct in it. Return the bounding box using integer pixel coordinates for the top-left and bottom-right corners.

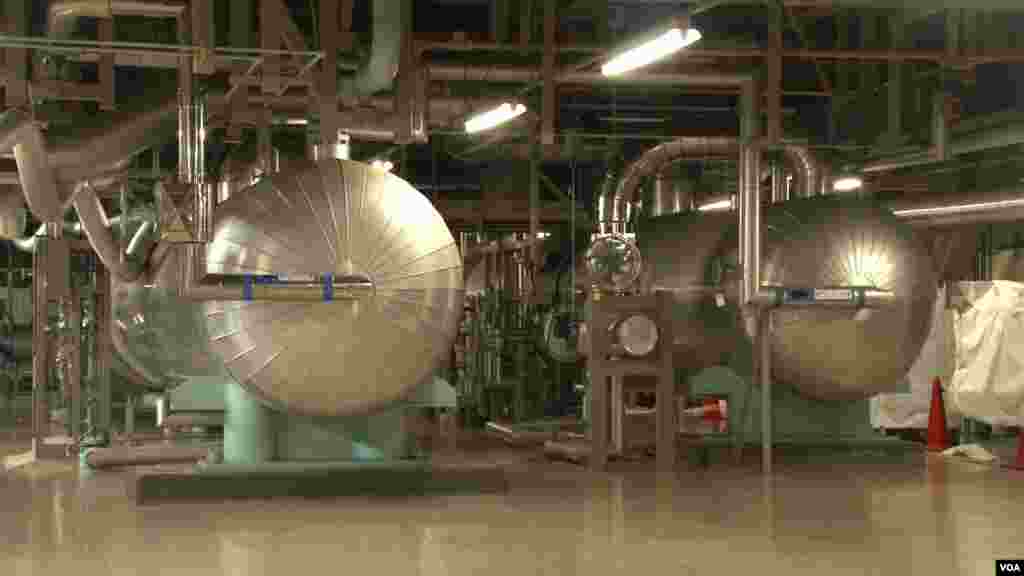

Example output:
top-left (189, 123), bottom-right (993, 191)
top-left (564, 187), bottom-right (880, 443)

top-left (73, 184), bottom-right (145, 282)
top-left (338, 0), bottom-right (405, 101)
top-left (11, 214), bottom-right (126, 253)
top-left (604, 137), bottom-right (823, 229)
top-left (47, 1), bottom-right (186, 38)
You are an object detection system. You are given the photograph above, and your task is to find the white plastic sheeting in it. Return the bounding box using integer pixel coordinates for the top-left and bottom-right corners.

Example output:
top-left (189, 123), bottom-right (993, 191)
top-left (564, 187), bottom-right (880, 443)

top-left (870, 286), bottom-right (958, 429)
top-left (950, 281), bottom-right (1024, 426)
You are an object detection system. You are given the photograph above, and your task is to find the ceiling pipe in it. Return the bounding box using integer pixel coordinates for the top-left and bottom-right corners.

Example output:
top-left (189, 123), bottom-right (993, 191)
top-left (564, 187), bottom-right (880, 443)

top-left (428, 64), bottom-right (753, 87)
top-left (0, 92), bottom-right (179, 280)
top-left (338, 0), bottom-right (405, 102)
top-left (864, 120), bottom-right (1024, 173)
top-left (600, 137), bottom-right (824, 230)
top-left (47, 1), bottom-right (186, 39)
top-left (887, 185), bottom-right (1024, 228)
top-left (688, 0), bottom-right (1023, 13)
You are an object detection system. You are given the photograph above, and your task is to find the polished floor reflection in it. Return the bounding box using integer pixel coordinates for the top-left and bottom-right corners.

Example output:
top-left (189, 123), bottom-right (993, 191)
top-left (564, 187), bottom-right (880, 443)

top-left (2, 445), bottom-right (1023, 576)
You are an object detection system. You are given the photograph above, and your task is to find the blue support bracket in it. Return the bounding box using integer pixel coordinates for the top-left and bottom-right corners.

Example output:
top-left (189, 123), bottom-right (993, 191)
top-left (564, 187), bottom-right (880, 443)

top-left (323, 274), bottom-right (335, 302)
top-left (243, 275), bottom-right (254, 301)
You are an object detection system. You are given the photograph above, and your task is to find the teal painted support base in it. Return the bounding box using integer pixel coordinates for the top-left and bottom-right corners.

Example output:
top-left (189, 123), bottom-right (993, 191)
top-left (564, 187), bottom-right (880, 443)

top-left (223, 380), bottom-right (276, 464)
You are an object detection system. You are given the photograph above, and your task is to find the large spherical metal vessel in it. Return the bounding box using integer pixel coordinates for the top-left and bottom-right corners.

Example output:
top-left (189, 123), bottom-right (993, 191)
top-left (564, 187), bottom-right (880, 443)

top-left (642, 197), bottom-right (937, 400)
top-left (201, 159), bottom-right (464, 416)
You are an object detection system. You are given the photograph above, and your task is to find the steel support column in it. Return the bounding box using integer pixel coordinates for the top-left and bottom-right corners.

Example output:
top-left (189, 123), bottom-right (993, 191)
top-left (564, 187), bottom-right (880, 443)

top-left (319, 0), bottom-right (341, 149)
top-left (541, 0), bottom-right (556, 147)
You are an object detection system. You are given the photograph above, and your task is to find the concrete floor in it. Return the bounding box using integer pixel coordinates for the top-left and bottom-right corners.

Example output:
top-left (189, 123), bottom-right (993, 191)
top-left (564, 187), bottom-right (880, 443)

top-left (1, 436), bottom-right (1023, 576)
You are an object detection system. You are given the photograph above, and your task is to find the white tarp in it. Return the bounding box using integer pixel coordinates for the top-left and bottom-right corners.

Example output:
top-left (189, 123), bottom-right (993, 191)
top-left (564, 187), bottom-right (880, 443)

top-left (951, 281), bottom-right (1024, 426)
top-left (870, 286), bottom-right (958, 429)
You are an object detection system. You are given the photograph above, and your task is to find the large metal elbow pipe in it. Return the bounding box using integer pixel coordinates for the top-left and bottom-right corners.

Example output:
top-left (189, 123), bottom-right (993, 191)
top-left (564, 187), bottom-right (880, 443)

top-left (73, 184), bottom-right (144, 282)
top-left (48, 1), bottom-right (186, 39)
top-left (338, 0), bottom-right (405, 101)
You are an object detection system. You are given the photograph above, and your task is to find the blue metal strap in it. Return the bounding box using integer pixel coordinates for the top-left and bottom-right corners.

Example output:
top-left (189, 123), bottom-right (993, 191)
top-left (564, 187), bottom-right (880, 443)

top-left (243, 275), bottom-right (253, 301)
top-left (323, 274), bottom-right (334, 302)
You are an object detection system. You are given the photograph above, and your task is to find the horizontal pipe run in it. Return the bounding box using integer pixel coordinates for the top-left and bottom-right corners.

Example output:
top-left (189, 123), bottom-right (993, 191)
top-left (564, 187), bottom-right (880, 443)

top-left (420, 42), bottom-right (1024, 64)
top-left (183, 281), bottom-right (374, 302)
top-left (83, 444), bottom-right (211, 470)
top-left (751, 288), bottom-right (896, 309)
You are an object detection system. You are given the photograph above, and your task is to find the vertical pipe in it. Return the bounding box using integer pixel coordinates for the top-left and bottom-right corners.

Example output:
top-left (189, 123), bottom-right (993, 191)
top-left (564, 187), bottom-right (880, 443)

top-left (760, 313), bottom-right (772, 475)
top-left (541, 0), bottom-right (556, 147)
top-left (610, 376), bottom-right (623, 454)
top-left (770, 163), bottom-right (785, 204)
top-left (68, 291), bottom-right (82, 441)
top-left (739, 80), bottom-right (761, 307)
top-left (94, 265), bottom-right (111, 433)
top-left (765, 6), bottom-right (783, 145)
top-left (319, 0), bottom-right (340, 151)
top-left (125, 395), bottom-right (136, 435)
top-left (223, 379), bottom-right (276, 464)
top-left (529, 139), bottom-right (541, 270)
top-left (886, 14), bottom-right (905, 146)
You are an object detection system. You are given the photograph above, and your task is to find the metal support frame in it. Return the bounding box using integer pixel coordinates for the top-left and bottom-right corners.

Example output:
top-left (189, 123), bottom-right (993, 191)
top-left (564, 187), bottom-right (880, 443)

top-left (587, 292), bottom-right (675, 471)
top-left (31, 234), bottom-right (72, 458)
top-left (93, 264), bottom-right (112, 434)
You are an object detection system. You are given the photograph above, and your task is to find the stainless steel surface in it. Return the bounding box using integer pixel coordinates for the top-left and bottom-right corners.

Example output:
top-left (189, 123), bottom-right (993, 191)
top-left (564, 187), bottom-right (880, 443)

top-left (613, 314), bottom-right (659, 357)
top-left (200, 159), bottom-right (463, 416)
top-left (648, 172), bottom-right (690, 217)
top-left (739, 143), bottom-right (761, 307)
top-left (603, 137), bottom-right (823, 230)
top-left (73, 184), bottom-right (144, 282)
top-left (584, 235), bottom-right (642, 292)
top-left (641, 199), bottom-right (936, 400)
top-left (337, 0), bottom-right (404, 101)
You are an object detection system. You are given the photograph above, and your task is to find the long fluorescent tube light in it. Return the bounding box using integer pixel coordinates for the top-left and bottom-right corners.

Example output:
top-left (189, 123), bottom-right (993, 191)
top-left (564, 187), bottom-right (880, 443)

top-left (833, 176), bottom-right (864, 192)
top-left (601, 27), bottom-right (702, 77)
top-left (286, 118), bottom-right (309, 126)
top-left (892, 198), bottom-right (1024, 217)
top-left (465, 103), bottom-right (527, 134)
top-left (697, 198), bottom-right (733, 212)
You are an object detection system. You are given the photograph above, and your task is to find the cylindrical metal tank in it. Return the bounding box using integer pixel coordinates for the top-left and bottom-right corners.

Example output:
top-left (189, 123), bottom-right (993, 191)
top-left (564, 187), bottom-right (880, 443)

top-left (640, 197), bottom-right (937, 400)
top-left (110, 161), bottom-right (465, 417)
top-left (203, 160), bottom-right (465, 416)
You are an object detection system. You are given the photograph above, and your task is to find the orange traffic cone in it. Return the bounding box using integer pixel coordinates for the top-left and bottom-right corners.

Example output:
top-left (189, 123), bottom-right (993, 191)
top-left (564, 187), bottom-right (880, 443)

top-left (1005, 428), bottom-right (1024, 471)
top-left (927, 377), bottom-right (951, 452)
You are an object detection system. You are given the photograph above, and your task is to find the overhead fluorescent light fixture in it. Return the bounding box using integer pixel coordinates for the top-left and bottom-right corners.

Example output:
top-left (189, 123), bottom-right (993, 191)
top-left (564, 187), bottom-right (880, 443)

top-left (465, 103), bottom-right (527, 134)
top-left (833, 176), bottom-right (864, 192)
top-left (286, 118), bottom-right (309, 126)
top-left (892, 198), bottom-right (1024, 218)
top-left (697, 197), bottom-right (734, 212)
top-left (601, 26), bottom-right (702, 77)
top-left (370, 159), bottom-right (394, 172)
